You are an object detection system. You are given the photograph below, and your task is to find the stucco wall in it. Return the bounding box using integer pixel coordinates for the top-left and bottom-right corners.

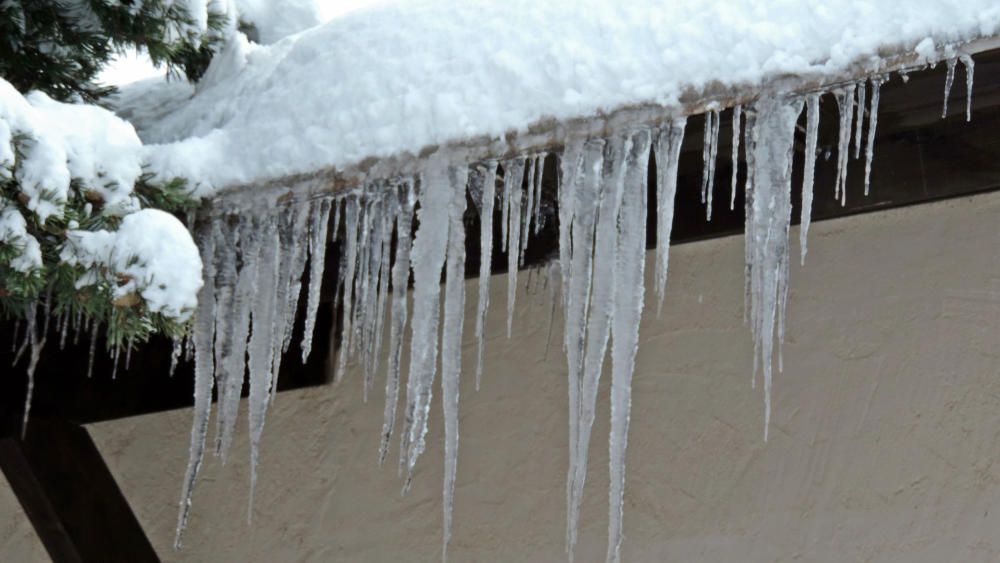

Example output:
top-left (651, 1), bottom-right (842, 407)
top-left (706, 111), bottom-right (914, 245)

top-left (3, 191), bottom-right (999, 562)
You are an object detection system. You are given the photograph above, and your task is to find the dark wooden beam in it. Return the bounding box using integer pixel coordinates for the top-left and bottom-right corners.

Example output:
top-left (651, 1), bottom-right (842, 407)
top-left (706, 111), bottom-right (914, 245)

top-left (0, 419), bottom-right (159, 563)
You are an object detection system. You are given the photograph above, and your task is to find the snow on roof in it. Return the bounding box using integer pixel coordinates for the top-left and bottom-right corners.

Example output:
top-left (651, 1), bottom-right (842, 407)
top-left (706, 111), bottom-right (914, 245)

top-left (127, 0), bottom-right (1000, 197)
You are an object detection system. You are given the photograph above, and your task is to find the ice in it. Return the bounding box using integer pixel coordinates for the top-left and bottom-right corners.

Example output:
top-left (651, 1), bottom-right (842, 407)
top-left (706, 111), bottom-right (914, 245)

top-left (731, 105), bottom-right (742, 211)
top-left (562, 138), bottom-right (604, 555)
top-left (833, 85), bottom-right (855, 206)
top-left (336, 196), bottom-right (361, 380)
top-left (380, 179), bottom-right (416, 467)
top-left (300, 197), bottom-right (332, 363)
top-left (19, 301), bottom-right (46, 438)
top-left (607, 129), bottom-right (650, 563)
top-left (701, 109), bottom-right (720, 220)
top-left (801, 93), bottom-right (821, 265)
top-left (942, 57), bottom-right (957, 118)
top-left (746, 95), bottom-right (803, 441)
top-left (400, 154), bottom-right (458, 486)
top-left (369, 194), bottom-right (394, 392)
top-left (853, 81), bottom-right (866, 159)
top-left (474, 162), bottom-right (499, 390)
top-left (504, 157), bottom-right (527, 337)
top-left (175, 224), bottom-right (217, 548)
top-left (521, 157), bottom-right (536, 261)
top-left (441, 162), bottom-right (468, 561)
top-left (533, 154), bottom-right (546, 234)
top-left (960, 54), bottom-right (975, 122)
top-left (654, 117), bottom-right (686, 315)
top-left (864, 75), bottom-right (887, 196)
top-left (246, 218), bottom-right (280, 521)
top-left (215, 217), bottom-right (258, 463)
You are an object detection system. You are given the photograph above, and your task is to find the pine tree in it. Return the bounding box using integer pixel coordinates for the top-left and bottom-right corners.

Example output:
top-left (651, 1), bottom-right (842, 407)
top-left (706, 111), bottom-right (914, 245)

top-left (0, 0), bottom-right (228, 104)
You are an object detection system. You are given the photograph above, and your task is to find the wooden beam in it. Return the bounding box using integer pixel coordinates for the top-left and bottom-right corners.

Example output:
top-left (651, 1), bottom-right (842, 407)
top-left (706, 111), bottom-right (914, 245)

top-left (0, 419), bottom-right (159, 563)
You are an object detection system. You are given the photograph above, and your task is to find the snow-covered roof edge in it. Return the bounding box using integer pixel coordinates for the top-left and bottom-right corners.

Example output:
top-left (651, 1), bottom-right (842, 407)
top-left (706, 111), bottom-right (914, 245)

top-left (203, 33), bottom-right (1000, 214)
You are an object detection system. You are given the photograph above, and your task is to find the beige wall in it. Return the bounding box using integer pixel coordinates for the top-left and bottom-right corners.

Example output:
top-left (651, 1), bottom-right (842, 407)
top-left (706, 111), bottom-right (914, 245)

top-left (3, 191), bottom-right (999, 562)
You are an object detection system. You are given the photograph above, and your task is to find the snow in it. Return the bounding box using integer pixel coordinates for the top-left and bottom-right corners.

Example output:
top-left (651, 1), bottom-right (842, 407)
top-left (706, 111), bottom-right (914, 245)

top-left (123, 0), bottom-right (1000, 195)
top-left (61, 209), bottom-right (204, 321)
top-left (0, 205), bottom-right (42, 273)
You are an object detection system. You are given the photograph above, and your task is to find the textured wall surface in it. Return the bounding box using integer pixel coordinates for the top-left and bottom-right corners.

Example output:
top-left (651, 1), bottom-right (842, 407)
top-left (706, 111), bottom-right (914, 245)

top-left (2, 192), bottom-right (998, 562)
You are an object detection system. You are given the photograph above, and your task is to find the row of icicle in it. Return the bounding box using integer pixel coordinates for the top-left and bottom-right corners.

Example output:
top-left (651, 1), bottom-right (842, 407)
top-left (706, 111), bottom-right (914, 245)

top-left (172, 55), bottom-right (975, 562)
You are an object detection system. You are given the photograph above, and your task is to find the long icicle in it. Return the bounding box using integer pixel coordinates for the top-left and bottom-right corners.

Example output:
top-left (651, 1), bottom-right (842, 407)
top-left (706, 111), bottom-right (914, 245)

top-left (301, 197), bottom-right (332, 363)
top-left (380, 179), bottom-right (415, 467)
top-left (441, 163), bottom-right (468, 562)
top-left (702, 109), bottom-right (720, 220)
top-left (801, 93), bottom-right (820, 265)
top-left (833, 84), bottom-right (855, 206)
top-left (853, 81), bottom-right (866, 159)
top-left (401, 154), bottom-right (457, 488)
top-left (175, 222), bottom-right (217, 548)
top-left (504, 157), bottom-right (526, 337)
top-left (864, 75), bottom-right (887, 196)
top-left (607, 129), bottom-right (651, 563)
top-left (336, 196), bottom-right (362, 382)
top-left (654, 117), bottom-right (687, 315)
top-left (474, 162), bottom-right (498, 390)
top-left (960, 54), bottom-right (975, 122)
top-left (730, 105), bottom-right (742, 211)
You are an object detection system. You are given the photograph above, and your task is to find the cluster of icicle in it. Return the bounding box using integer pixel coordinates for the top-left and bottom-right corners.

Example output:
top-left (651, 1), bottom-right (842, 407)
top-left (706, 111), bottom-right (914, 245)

top-left (174, 55), bottom-right (975, 562)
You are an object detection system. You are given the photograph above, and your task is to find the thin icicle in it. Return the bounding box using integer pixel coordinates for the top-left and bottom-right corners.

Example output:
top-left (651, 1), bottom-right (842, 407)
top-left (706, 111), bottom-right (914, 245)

top-left (440, 162), bottom-right (468, 562)
top-left (369, 194), bottom-right (395, 391)
top-left (701, 109), bottom-right (720, 220)
top-left (833, 85), bottom-right (855, 206)
top-left (361, 196), bottom-right (388, 400)
top-left (401, 154), bottom-right (458, 487)
top-left (942, 57), bottom-right (957, 119)
top-left (853, 81), bottom-right (866, 159)
top-left (300, 197), bottom-right (332, 363)
top-left (563, 137), bottom-right (605, 558)
top-left (730, 105), bottom-right (742, 211)
top-left (336, 196), bottom-right (362, 382)
top-left (520, 157), bottom-right (536, 262)
top-left (380, 179), bottom-right (415, 467)
top-left (20, 301), bottom-right (46, 438)
top-left (533, 154), bottom-right (546, 234)
top-left (86, 320), bottom-right (98, 379)
top-left (246, 219), bottom-right (280, 522)
top-left (607, 129), bottom-right (650, 563)
top-left (474, 162), bottom-right (498, 390)
top-left (280, 200), bottom-right (312, 358)
top-left (743, 108), bottom-right (758, 332)
top-left (654, 117), bottom-right (686, 315)
top-left (864, 75), bottom-right (887, 197)
top-left (175, 223), bottom-right (217, 548)
top-left (169, 336), bottom-right (183, 377)
top-left (504, 157), bottom-right (526, 338)
top-left (747, 95), bottom-right (803, 442)
top-left (960, 54), bottom-right (974, 122)
top-left (801, 93), bottom-right (820, 265)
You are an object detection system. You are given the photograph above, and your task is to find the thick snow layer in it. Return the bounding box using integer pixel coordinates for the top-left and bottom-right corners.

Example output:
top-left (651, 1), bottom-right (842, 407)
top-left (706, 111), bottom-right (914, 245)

top-left (62, 210), bottom-right (204, 321)
top-left (132, 0), bottom-right (1000, 195)
top-left (1, 78), bottom-right (144, 220)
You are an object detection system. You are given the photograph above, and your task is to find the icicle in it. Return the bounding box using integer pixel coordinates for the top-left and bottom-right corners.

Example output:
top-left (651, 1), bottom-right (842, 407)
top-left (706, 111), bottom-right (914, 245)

top-left (742, 108), bottom-right (758, 332)
top-left (350, 197), bottom-right (375, 364)
top-left (500, 162), bottom-right (511, 253)
top-left (701, 109), bottom-right (720, 220)
top-left (801, 93), bottom-right (821, 265)
top-left (730, 105), bottom-right (742, 211)
top-left (59, 309), bottom-right (70, 350)
top-left (380, 179), bottom-right (415, 467)
top-left (607, 129), bottom-right (651, 563)
top-left (520, 157), bottom-right (536, 262)
top-left (270, 200), bottom-right (312, 403)
top-left (125, 340), bottom-right (133, 371)
top-left (942, 57), bottom-right (957, 119)
top-left (400, 154), bottom-right (459, 487)
top-left (833, 85), bottom-right (855, 206)
top-left (280, 200), bottom-right (312, 355)
top-left (175, 223), bottom-right (217, 548)
top-left (503, 157), bottom-right (526, 338)
top-left (300, 197), bottom-right (332, 363)
top-left (169, 337), bottom-right (183, 377)
top-left (440, 162), bottom-right (468, 562)
top-left (20, 301), bottom-right (46, 438)
top-left (246, 219), bottom-right (280, 522)
top-left (853, 82), bottom-right (866, 160)
top-left (654, 117), bottom-right (687, 315)
top-left (563, 138), bottom-right (605, 557)
top-left (533, 154), bottom-right (546, 234)
top-left (864, 75), bottom-right (887, 197)
top-left (369, 194), bottom-right (395, 391)
top-left (960, 54), bottom-right (974, 122)
top-left (335, 196), bottom-right (361, 381)
top-left (10, 319), bottom-right (19, 353)
top-left (86, 320), bottom-right (98, 379)
top-left (568, 133), bottom-right (631, 560)
top-left (215, 218), bottom-right (257, 463)
top-left (361, 196), bottom-right (387, 400)
top-left (474, 162), bottom-right (498, 391)
top-left (746, 95), bottom-right (803, 442)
